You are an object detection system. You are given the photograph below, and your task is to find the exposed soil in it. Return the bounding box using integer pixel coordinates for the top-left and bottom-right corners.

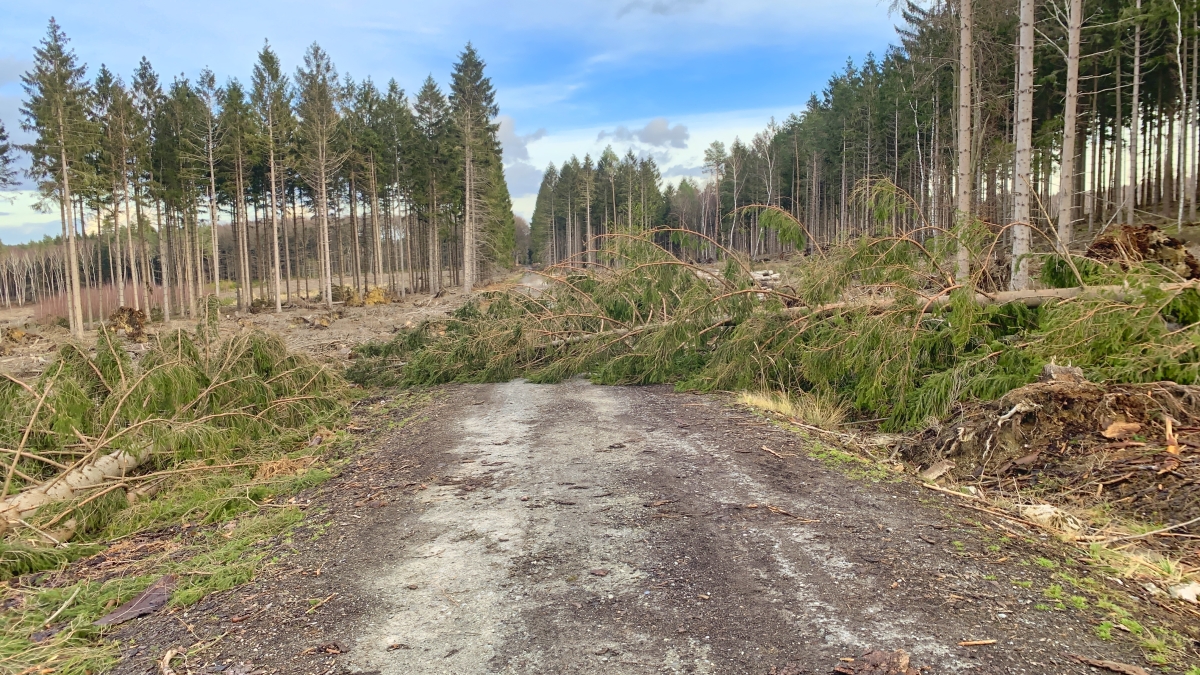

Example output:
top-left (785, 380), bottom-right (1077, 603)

top-left (107, 379), bottom-right (1190, 675)
top-left (903, 379), bottom-right (1200, 542)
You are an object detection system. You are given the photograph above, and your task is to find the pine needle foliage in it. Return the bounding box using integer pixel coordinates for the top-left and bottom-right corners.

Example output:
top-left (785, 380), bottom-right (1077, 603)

top-left (351, 181), bottom-right (1200, 431)
top-left (0, 314), bottom-right (345, 535)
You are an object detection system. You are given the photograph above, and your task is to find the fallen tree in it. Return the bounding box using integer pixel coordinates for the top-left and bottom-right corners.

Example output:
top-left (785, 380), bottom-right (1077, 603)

top-left (350, 204), bottom-right (1200, 430)
top-left (0, 310), bottom-right (344, 538)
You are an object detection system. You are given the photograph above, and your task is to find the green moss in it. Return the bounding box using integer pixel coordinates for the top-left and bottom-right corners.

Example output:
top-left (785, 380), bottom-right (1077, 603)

top-left (1119, 617), bottom-right (1144, 636)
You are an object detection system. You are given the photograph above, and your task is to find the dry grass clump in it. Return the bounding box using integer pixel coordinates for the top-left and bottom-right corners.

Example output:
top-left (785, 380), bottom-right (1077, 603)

top-left (738, 389), bottom-right (848, 430)
top-left (255, 455), bottom-right (318, 480)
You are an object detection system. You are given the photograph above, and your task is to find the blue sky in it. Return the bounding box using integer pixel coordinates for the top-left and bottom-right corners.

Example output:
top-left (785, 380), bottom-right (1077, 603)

top-left (0, 0), bottom-right (898, 243)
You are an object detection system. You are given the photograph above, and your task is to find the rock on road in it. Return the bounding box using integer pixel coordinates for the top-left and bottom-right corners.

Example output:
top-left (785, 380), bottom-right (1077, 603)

top-left (116, 379), bottom-right (1152, 674)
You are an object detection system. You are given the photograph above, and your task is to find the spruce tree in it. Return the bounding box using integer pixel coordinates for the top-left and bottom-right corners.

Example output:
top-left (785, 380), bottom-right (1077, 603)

top-left (21, 18), bottom-right (91, 336)
top-left (251, 42), bottom-right (291, 312)
top-left (450, 44), bottom-right (498, 293)
top-left (295, 42), bottom-right (343, 309)
top-left (412, 76), bottom-right (454, 295)
top-left (0, 120), bottom-right (17, 194)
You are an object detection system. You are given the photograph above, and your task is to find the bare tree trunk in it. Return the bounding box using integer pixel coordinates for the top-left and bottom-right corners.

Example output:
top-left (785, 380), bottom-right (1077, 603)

top-left (57, 112), bottom-right (84, 337)
top-left (463, 144), bottom-right (475, 294)
top-left (122, 148), bottom-right (141, 311)
top-left (428, 182), bottom-right (441, 295)
top-left (369, 157), bottom-right (383, 288)
top-left (268, 135), bottom-right (283, 313)
top-left (1174, 0), bottom-right (1190, 230)
top-left (1056, 0), bottom-right (1082, 249)
top-left (585, 173), bottom-right (594, 267)
top-left (207, 135), bottom-right (221, 302)
top-left (349, 175), bottom-right (363, 295)
top-left (1128, 0), bottom-right (1143, 226)
top-left (1012, 0), bottom-right (1036, 291)
top-left (155, 196), bottom-right (171, 321)
top-left (955, 0), bottom-right (973, 282)
top-left (282, 194), bottom-right (293, 304)
top-left (1191, 15), bottom-right (1199, 222)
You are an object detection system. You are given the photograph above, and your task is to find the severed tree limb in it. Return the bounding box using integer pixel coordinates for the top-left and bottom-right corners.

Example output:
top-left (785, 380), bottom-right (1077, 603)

top-left (545, 280), bottom-right (1199, 350)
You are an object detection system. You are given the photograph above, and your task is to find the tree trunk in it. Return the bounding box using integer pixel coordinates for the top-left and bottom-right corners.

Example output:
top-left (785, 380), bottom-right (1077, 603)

top-left (1128, 0), bottom-right (1143, 226)
top-left (369, 157), bottom-right (383, 289)
top-left (207, 131), bottom-right (221, 302)
top-left (1056, 0), bottom-right (1081, 249)
top-left (268, 131), bottom-right (283, 313)
top-left (155, 196), bottom-right (171, 321)
top-left (1175, 1), bottom-right (1191, 230)
top-left (1012, 0), bottom-right (1035, 291)
top-left (57, 111), bottom-right (84, 337)
top-left (464, 143), bottom-right (475, 294)
top-left (955, 0), bottom-right (973, 282)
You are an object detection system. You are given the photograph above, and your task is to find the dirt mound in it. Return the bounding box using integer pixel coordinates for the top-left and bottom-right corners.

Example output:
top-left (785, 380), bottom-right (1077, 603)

top-left (902, 374), bottom-right (1200, 532)
top-left (1086, 224), bottom-right (1200, 279)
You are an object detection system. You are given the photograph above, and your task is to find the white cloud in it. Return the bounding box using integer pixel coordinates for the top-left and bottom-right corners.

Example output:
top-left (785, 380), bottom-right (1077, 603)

top-left (0, 191), bottom-right (59, 243)
top-left (597, 117), bottom-right (689, 149)
top-left (497, 115), bottom-right (547, 163)
top-left (617, 0), bottom-right (706, 18)
top-left (502, 160), bottom-right (545, 199)
top-left (662, 163), bottom-right (704, 179)
top-left (504, 104), bottom-right (802, 218)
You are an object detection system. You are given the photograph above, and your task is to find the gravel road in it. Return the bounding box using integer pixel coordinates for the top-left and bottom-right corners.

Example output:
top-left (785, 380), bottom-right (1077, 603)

top-left (115, 379), bottom-right (1161, 674)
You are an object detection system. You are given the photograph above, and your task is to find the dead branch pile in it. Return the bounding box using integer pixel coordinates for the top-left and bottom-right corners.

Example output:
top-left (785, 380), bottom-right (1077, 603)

top-left (902, 374), bottom-right (1200, 537)
top-left (1085, 224), bottom-right (1200, 279)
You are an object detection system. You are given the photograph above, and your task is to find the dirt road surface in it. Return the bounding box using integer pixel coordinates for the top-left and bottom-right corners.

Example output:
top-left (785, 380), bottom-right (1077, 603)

top-left (115, 380), bottom-right (1159, 674)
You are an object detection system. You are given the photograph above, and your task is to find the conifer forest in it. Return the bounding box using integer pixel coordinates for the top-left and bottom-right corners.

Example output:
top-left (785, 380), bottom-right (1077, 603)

top-left (3, 2), bottom-right (1200, 673)
top-left (1, 21), bottom-right (513, 332)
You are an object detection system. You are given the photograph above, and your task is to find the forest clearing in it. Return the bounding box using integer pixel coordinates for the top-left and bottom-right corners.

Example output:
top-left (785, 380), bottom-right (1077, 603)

top-left (5, 0), bottom-right (1200, 671)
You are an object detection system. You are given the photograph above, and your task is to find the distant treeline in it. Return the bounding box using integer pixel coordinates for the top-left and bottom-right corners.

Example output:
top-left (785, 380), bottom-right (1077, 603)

top-left (533, 0), bottom-right (1200, 290)
top-left (0, 19), bottom-right (514, 333)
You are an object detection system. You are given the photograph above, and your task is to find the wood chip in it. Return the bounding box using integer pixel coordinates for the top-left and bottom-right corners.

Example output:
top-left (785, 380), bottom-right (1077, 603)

top-left (94, 575), bottom-right (177, 626)
top-left (1068, 654), bottom-right (1151, 675)
top-left (1101, 421), bottom-right (1141, 439)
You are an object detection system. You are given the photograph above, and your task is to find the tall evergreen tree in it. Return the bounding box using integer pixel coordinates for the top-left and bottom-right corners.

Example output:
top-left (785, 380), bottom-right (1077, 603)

top-left (412, 76), bottom-right (455, 295)
top-left (294, 42), bottom-right (343, 309)
top-left (20, 18), bottom-right (90, 336)
top-left (0, 120), bottom-right (17, 194)
top-left (449, 44), bottom-right (499, 294)
top-left (251, 41), bottom-right (291, 312)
